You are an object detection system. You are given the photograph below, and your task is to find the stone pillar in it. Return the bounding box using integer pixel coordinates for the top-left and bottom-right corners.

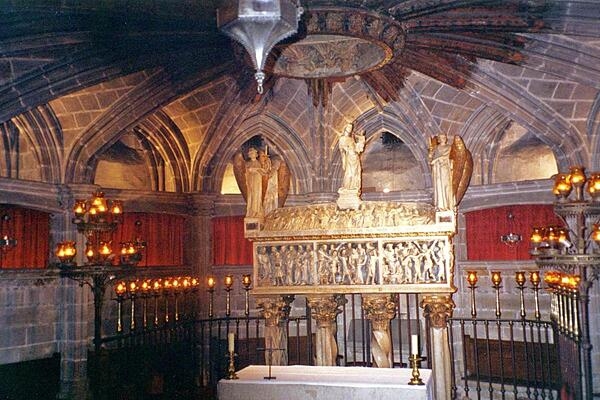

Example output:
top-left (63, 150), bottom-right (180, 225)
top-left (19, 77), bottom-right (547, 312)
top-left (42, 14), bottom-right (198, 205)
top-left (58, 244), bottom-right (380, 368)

top-left (362, 294), bottom-right (397, 368)
top-left (306, 294), bottom-right (346, 366)
top-left (421, 294), bottom-right (455, 400)
top-left (256, 295), bottom-right (293, 366)
top-left (187, 194), bottom-right (215, 317)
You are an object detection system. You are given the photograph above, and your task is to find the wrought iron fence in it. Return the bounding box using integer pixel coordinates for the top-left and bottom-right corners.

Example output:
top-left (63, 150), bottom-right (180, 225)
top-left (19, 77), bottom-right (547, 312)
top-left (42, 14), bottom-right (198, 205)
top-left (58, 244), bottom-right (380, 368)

top-left (90, 289), bottom-right (427, 399)
top-left (449, 270), bottom-right (561, 400)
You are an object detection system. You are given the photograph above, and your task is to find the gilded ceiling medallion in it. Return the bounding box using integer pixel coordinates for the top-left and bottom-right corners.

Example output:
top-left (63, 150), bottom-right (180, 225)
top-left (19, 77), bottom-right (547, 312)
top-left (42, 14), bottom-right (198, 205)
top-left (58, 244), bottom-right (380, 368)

top-left (272, 34), bottom-right (392, 78)
top-left (267, 8), bottom-right (404, 79)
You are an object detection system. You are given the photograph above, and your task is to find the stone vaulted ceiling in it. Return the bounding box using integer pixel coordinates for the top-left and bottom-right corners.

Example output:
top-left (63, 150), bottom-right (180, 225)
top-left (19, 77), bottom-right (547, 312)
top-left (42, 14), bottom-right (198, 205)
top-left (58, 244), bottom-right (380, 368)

top-left (1, 0), bottom-right (599, 194)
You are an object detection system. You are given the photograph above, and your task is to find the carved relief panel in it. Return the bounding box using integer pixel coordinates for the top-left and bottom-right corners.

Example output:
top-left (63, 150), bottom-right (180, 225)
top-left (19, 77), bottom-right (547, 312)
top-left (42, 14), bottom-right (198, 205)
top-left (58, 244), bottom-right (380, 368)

top-left (252, 235), bottom-right (453, 295)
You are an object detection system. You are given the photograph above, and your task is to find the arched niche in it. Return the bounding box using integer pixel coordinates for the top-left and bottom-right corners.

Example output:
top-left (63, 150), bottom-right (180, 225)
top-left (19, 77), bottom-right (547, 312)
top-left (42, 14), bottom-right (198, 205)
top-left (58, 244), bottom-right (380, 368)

top-left (220, 135), bottom-right (287, 195)
top-left (362, 131), bottom-right (425, 193)
top-left (94, 132), bottom-right (154, 191)
top-left (492, 122), bottom-right (558, 183)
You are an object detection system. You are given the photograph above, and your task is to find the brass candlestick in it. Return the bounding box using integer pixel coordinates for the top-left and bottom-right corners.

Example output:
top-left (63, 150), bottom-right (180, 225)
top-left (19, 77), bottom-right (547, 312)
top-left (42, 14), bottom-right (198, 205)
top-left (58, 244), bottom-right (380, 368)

top-left (408, 354), bottom-right (424, 385)
top-left (227, 350), bottom-right (239, 380)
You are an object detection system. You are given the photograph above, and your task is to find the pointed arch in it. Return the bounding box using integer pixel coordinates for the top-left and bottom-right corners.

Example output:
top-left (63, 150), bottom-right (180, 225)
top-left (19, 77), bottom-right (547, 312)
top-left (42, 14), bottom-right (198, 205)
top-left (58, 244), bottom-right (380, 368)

top-left (195, 113), bottom-right (314, 195)
top-left (328, 108), bottom-right (434, 193)
top-left (135, 111), bottom-right (191, 192)
top-left (10, 105), bottom-right (62, 183)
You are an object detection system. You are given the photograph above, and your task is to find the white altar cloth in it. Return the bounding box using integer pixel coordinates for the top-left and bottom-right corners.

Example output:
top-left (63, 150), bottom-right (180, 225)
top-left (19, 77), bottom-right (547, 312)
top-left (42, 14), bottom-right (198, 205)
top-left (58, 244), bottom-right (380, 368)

top-left (218, 365), bottom-right (433, 400)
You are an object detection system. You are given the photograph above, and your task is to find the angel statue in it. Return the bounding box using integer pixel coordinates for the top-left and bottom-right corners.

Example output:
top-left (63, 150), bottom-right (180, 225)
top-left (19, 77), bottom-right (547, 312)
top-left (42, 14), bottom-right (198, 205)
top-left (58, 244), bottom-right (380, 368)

top-left (428, 134), bottom-right (473, 210)
top-left (233, 146), bottom-right (290, 219)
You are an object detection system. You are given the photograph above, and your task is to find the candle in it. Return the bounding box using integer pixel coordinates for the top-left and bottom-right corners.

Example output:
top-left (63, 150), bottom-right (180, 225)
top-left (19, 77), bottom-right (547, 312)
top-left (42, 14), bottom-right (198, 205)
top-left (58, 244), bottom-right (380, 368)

top-left (228, 332), bottom-right (235, 353)
top-left (411, 334), bottom-right (419, 356)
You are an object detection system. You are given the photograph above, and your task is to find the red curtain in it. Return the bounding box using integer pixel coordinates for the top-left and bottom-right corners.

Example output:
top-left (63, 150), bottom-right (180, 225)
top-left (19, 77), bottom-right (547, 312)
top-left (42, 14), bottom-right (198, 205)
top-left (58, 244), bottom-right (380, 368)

top-left (212, 216), bottom-right (253, 265)
top-left (114, 212), bottom-right (184, 267)
top-left (1, 206), bottom-right (49, 269)
top-left (465, 204), bottom-right (563, 260)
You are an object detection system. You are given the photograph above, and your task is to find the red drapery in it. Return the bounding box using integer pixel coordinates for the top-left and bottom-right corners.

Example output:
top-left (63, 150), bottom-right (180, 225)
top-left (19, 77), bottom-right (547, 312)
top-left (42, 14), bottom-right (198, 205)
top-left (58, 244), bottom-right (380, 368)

top-left (113, 212), bottom-right (184, 267)
top-left (465, 204), bottom-right (563, 260)
top-left (212, 216), bottom-right (253, 266)
top-left (1, 206), bottom-right (49, 269)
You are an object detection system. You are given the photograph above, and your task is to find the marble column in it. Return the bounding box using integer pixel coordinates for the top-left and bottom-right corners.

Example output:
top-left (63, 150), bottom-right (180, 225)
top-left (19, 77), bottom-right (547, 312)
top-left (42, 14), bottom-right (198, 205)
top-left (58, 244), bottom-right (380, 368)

top-left (362, 294), bottom-right (397, 368)
top-left (421, 294), bottom-right (455, 400)
top-left (306, 294), bottom-right (346, 366)
top-left (256, 295), bottom-right (293, 366)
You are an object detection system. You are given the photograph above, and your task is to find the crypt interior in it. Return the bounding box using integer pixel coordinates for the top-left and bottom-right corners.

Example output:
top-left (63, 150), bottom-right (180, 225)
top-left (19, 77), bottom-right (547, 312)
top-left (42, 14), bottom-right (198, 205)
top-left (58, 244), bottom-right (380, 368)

top-left (1, 1), bottom-right (600, 399)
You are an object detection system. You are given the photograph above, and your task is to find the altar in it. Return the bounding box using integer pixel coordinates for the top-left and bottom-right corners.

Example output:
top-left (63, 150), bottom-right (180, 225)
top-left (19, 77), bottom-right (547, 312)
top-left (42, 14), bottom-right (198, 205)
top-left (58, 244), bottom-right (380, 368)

top-left (217, 365), bottom-right (433, 400)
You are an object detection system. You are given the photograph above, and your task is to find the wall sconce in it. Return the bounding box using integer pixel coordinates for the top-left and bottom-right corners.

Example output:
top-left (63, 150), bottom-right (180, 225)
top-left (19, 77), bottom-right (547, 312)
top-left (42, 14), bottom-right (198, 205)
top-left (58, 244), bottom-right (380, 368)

top-left (0, 213), bottom-right (17, 252)
top-left (500, 211), bottom-right (522, 247)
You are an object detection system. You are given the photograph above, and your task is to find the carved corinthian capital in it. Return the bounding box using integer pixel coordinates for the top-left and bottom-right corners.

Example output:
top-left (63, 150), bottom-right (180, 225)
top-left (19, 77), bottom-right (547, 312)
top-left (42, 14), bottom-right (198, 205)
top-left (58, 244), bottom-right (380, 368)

top-left (421, 294), bottom-right (455, 328)
top-left (362, 294), bottom-right (397, 331)
top-left (307, 294), bottom-right (346, 326)
top-left (256, 295), bottom-right (293, 327)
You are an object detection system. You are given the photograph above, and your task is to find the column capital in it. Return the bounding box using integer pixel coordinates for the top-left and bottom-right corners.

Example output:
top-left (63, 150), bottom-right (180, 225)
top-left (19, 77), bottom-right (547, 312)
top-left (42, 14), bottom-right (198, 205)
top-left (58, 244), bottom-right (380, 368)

top-left (362, 294), bottom-right (396, 331)
top-left (421, 294), bottom-right (455, 328)
top-left (256, 295), bottom-right (292, 327)
top-left (307, 294), bottom-right (346, 325)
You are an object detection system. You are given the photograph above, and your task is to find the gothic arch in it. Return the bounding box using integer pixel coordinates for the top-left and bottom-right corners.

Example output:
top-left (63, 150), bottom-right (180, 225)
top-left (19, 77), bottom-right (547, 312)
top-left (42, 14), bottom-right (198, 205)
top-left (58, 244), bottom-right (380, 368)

top-left (196, 113), bottom-right (313, 195)
top-left (588, 93), bottom-right (600, 171)
top-left (468, 64), bottom-right (588, 170)
top-left (135, 112), bottom-right (191, 192)
top-left (329, 109), bottom-right (433, 193)
top-left (10, 105), bottom-right (62, 183)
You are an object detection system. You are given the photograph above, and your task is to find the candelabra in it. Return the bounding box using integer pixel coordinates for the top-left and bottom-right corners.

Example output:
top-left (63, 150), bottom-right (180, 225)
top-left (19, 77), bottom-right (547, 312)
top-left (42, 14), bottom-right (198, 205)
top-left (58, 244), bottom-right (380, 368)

top-left (57, 191), bottom-right (138, 353)
top-left (530, 166), bottom-right (600, 400)
top-left (408, 354), bottom-right (424, 385)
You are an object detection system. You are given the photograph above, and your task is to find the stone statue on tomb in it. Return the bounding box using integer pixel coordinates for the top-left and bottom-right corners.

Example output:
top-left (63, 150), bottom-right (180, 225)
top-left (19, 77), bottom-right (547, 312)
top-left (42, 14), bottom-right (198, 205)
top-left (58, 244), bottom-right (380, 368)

top-left (337, 123), bottom-right (366, 209)
top-left (232, 145), bottom-right (291, 220)
top-left (428, 134), bottom-right (454, 211)
top-left (428, 134), bottom-right (473, 211)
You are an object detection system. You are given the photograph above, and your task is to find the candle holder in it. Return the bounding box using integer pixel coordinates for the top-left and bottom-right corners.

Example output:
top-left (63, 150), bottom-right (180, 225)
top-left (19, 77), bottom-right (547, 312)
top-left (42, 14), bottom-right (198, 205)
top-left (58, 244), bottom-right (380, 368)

top-left (242, 274), bottom-right (252, 316)
top-left (515, 271), bottom-right (526, 320)
top-left (226, 350), bottom-right (239, 380)
top-left (408, 354), bottom-right (424, 385)
top-left (530, 271), bottom-right (541, 321)
top-left (207, 276), bottom-right (216, 318)
top-left (491, 271), bottom-right (502, 318)
top-left (224, 274), bottom-right (234, 317)
top-left (466, 271), bottom-right (478, 318)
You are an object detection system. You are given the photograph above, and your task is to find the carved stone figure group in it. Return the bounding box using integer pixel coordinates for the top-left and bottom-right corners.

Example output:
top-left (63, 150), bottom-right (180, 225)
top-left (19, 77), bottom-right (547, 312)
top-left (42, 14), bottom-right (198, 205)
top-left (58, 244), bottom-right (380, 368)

top-left (381, 240), bottom-right (446, 284)
top-left (256, 239), bottom-right (448, 288)
top-left (263, 201), bottom-right (434, 232)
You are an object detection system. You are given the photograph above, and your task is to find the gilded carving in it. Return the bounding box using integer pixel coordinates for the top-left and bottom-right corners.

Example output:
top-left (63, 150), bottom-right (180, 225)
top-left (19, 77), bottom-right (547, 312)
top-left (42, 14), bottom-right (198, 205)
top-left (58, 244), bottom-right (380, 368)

top-left (263, 202), bottom-right (434, 232)
top-left (307, 294), bottom-right (346, 325)
top-left (362, 294), bottom-right (396, 331)
top-left (256, 296), bottom-right (290, 327)
top-left (421, 294), bottom-right (455, 329)
top-left (255, 236), bottom-right (451, 291)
